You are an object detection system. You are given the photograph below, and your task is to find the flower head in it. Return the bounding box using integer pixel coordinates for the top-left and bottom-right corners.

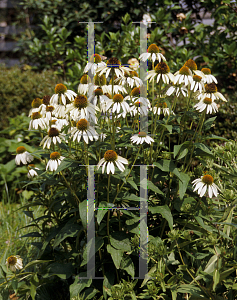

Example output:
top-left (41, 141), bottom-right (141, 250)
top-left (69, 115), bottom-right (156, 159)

top-left (31, 98), bottom-right (42, 108)
top-left (97, 150), bottom-right (128, 174)
top-left (115, 70), bottom-right (142, 88)
top-left (15, 146), bottom-right (34, 165)
top-left (174, 66), bottom-right (193, 86)
top-left (29, 112), bottom-right (46, 130)
top-left (200, 83), bottom-right (227, 102)
top-left (46, 152), bottom-right (65, 172)
top-left (67, 94), bottom-right (99, 122)
top-left (192, 174), bottom-right (220, 198)
top-left (40, 127), bottom-right (65, 149)
top-left (96, 57), bottom-right (132, 78)
top-left (69, 119), bottom-right (99, 144)
top-left (201, 68), bottom-right (218, 84)
top-left (50, 83), bottom-right (77, 106)
top-left (84, 53), bottom-right (107, 75)
top-left (128, 58), bottom-right (139, 71)
top-left (184, 59), bottom-right (197, 72)
top-left (176, 13), bottom-right (186, 21)
top-left (190, 75), bottom-right (205, 93)
top-left (194, 97), bottom-right (218, 114)
top-left (131, 132), bottom-right (154, 145)
top-left (101, 93), bottom-right (130, 117)
top-left (152, 102), bottom-right (172, 116)
top-left (139, 44), bottom-right (166, 63)
top-left (6, 255), bottom-right (23, 272)
top-left (27, 164), bottom-right (39, 178)
top-left (146, 61), bottom-right (174, 84)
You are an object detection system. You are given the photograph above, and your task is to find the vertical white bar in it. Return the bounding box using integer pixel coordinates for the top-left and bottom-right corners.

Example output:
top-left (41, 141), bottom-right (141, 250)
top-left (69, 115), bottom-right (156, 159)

top-left (87, 165), bottom-right (95, 278)
top-left (140, 22), bottom-right (148, 133)
top-left (87, 22), bottom-right (96, 129)
top-left (139, 165), bottom-right (148, 278)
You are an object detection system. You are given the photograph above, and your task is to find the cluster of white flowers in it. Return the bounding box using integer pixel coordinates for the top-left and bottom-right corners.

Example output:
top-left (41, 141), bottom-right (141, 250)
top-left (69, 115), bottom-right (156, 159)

top-left (15, 46), bottom-right (224, 195)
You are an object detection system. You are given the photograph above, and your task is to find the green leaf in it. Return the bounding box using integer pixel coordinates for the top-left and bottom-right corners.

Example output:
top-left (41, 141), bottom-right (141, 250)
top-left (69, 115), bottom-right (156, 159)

top-left (42, 262), bottom-right (74, 279)
top-left (178, 172), bottom-right (190, 199)
top-left (70, 273), bottom-right (92, 298)
top-left (154, 160), bottom-right (183, 182)
top-left (160, 124), bottom-right (172, 133)
top-left (219, 267), bottom-right (236, 281)
top-left (22, 260), bottom-right (52, 271)
top-left (194, 143), bottom-right (214, 158)
top-left (203, 116), bottom-right (216, 131)
top-left (54, 158), bottom-right (78, 174)
top-left (107, 245), bottom-right (124, 269)
top-left (204, 134), bottom-right (229, 142)
top-left (53, 222), bottom-right (82, 248)
top-left (20, 232), bottom-right (42, 238)
top-left (127, 177), bottom-right (139, 191)
top-left (194, 216), bottom-right (214, 233)
top-left (120, 256), bottom-right (134, 277)
top-left (149, 205), bottom-right (173, 230)
top-left (140, 178), bottom-right (164, 195)
top-left (97, 201), bottom-right (109, 225)
top-left (203, 254), bottom-right (218, 275)
top-left (81, 237), bottom-right (104, 267)
top-left (110, 232), bottom-right (131, 252)
top-left (141, 265), bottom-right (157, 288)
top-left (213, 269), bottom-right (220, 291)
top-left (79, 200), bottom-right (87, 229)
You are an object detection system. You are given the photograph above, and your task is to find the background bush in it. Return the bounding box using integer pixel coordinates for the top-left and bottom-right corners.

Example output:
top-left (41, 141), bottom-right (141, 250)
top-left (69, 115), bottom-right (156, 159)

top-left (0, 65), bottom-right (60, 131)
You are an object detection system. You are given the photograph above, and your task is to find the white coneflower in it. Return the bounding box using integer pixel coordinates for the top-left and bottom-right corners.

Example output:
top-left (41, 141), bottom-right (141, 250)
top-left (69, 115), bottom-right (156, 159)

top-left (139, 44), bottom-right (166, 63)
top-left (28, 112), bottom-right (46, 130)
top-left (66, 94), bottom-right (99, 121)
top-left (174, 66), bottom-right (193, 86)
top-left (152, 102), bottom-right (172, 116)
top-left (88, 87), bottom-right (110, 107)
top-left (78, 74), bottom-right (92, 95)
top-left (50, 83), bottom-right (77, 106)
top-left (114, 70), bottom-right (143, 88)
top-left (96, 57), bottom-right (132, 78)
top-left (40, 127), bottom-right (65, 149)
top-left (130, 100), bottom-right (149, 116)
top-left (97, 150), bottom-right (128, 174)
top-left (131, 132), bottom-right (154, 145)
top-left (15, 146), bottom-right (34, 165)
top-left (69, 119), bottom-right (98, 144)
top-left (194, 97), bottom-right (218, 114)
top-left (84, 53), bottom-right (106, 75)
top-left (101, 94), bottom-right (130, 116)
top-left (42, 105), bottom-right (55, 124)
top-left (200, 83), bottom-right (227, 102)
top-left (146, 61), bottom-right (174, 84)
top-left (125, 87), bottom-right (150, 107)
top-left (190, 75), bottom-right (205, 93)
top-left (49, 117), bottom-right (69, 131)
top-left (27, 164), bottom-right (39, 178)
top-left (184, 59), bottom-right (198, 74)
top-left (46, 152), bottom-right (65, 172)
top-left (142, 13), bottom-right (152, 27)
top-left (166, 84), bottom-right (188, 97)
top-left (201, 68), bottom-right (218, 84)
top-left (28, 98), bottom-right (42, 117)
top-left (53, 104), bottom-right (67, 118)
top-left (128, 58), bottom-right (139, 71)
top-left (192, 174), bottom-right (220, 198)
top-left (6, 255), bottom-right (23, 272)
top-left (105, 84), bottom-right (127, 95)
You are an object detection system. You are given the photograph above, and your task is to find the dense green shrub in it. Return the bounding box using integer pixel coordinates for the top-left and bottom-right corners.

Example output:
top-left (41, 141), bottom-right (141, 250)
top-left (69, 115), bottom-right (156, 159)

top-left (0, 65), bottom-right (60, 130)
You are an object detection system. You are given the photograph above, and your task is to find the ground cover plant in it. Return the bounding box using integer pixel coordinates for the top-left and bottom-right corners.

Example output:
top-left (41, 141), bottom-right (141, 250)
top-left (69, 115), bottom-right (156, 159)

top-left (0, 29), bottom-right (237, 300)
